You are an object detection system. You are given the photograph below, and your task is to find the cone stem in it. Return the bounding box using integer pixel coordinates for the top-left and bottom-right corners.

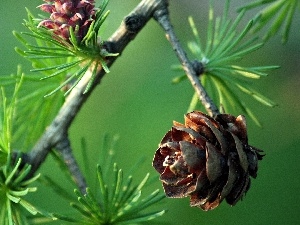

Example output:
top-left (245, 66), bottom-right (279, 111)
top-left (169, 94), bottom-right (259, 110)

top-left (153, 5), bottom-right (220, 117)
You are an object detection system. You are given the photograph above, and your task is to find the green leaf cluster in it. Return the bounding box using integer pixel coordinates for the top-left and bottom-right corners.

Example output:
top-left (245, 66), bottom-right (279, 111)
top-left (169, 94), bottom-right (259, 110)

top-left (0, 153), bottom-right (60, 225)
top-left (14, 0), bottom-right (118, 97)
top-left (173, 0), bottom-right (279, 125)
top-left (0, 154), bottom-right (42, 225)
top-left (0, 67), bottom-right (64, 151)
top-left (65, 165), bottom-right (165, 225)
top-left (0, 74), bottom-right (57, 224)
top-left (239, 0), bottom-right (299, 43)
top-left (41, 135), bottom-right (166, 225)
top-left (0, 74), bottom-right (23, 166)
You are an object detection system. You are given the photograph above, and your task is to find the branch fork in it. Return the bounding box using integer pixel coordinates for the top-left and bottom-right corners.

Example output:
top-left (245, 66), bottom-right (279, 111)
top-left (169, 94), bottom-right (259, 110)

top-left (22, 0), bottom-right (218, 193)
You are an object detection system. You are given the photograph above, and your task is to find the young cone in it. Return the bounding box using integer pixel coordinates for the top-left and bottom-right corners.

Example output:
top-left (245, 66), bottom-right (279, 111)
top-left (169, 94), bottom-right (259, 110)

top-left (38, 0), bottom-right (96, 43)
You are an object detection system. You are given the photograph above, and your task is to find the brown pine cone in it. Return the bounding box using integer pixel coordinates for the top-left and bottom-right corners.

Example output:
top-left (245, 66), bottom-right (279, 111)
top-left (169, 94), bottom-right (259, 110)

top-left (152, 111), bottom-right (264, 211)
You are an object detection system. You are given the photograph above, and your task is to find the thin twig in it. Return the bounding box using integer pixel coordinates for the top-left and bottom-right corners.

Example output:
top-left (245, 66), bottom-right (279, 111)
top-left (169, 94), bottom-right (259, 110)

top-left (55, 136), bottom-right (87, 194)
top-left (153, 5), bottom-right (220, 117)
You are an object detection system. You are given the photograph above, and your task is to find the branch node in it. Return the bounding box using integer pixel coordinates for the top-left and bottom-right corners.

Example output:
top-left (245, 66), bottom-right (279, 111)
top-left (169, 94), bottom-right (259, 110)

top-left (124, 14), bottom-right (146, 34)
top-left (191, 60), bottom-right (204, 77)
top-left (102, 41), bottom-right (118, 55)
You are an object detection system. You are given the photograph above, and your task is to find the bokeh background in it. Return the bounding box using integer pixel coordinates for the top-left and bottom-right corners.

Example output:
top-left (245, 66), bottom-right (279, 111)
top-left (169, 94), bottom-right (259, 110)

top-left (1, 0), bottom-right (300, 224)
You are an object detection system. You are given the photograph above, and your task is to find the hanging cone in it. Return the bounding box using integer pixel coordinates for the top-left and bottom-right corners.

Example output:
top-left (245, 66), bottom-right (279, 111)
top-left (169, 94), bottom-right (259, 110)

top-left (153, 111), bottom-right (264, 211)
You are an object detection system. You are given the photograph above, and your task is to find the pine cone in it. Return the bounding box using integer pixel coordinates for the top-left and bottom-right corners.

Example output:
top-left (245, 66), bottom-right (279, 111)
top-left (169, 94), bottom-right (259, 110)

top-left (152, 111), bottom-right (264, 211)
top-left (38, 0), bottom-right (96, 43)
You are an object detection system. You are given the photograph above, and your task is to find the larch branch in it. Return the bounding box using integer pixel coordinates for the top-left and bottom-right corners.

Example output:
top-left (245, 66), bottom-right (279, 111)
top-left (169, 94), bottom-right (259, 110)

top-left (24, 0), bottom-right (169, 191)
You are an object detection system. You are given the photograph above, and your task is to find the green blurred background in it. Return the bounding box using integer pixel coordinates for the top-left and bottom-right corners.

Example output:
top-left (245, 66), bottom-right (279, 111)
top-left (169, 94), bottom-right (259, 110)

top-left (1, 0), bottom-right (300, 224)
